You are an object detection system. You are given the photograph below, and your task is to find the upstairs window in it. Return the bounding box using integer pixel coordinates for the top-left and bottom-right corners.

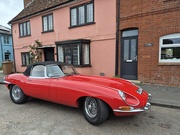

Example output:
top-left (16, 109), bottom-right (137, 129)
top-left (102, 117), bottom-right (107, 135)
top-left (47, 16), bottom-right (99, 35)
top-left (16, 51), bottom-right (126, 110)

top-left (3, 35), bottom-right (10, 44)
top-left (19, 21), bottom-right (31, 37)
top-left (159, 33), bottom-right (180, 63)
top-left (70, 2), bottom-right (94, 27)
top-left (42, 14), bottom-right (53, 32)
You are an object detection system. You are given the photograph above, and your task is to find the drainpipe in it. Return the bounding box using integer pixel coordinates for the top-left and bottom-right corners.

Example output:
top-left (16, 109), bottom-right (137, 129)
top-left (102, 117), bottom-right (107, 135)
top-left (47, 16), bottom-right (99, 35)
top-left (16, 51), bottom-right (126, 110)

top-left (9, 23), bottom-right (17, 73)
top-left (115, 0), bottom-right (120, 76)
top-left (0, 34), bottom-right (3, 66)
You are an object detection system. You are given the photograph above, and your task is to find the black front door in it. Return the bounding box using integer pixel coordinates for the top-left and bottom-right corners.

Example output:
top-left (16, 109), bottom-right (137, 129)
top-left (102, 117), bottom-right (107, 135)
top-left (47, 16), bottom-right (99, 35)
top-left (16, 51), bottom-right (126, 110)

top-left (44, 48), bottom-right (55, 61)
top-left (121, 37), bottom-right (138, 80)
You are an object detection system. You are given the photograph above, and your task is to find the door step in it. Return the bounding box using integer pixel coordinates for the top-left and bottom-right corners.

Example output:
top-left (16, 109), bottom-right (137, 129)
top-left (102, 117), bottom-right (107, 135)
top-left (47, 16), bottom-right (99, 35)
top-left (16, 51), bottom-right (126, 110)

top-left (128, 80), bottom-right (141, 84)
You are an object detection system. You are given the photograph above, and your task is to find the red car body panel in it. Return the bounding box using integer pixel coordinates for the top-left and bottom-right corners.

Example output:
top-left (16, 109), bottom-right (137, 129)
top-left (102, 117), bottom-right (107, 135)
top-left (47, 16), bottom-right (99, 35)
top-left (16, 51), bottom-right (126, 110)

top-left (4, 72), bottom-right (150, 116)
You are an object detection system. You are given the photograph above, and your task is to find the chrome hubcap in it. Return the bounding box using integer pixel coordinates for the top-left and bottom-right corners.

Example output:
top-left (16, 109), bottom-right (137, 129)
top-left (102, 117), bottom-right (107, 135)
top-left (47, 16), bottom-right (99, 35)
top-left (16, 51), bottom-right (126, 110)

top-left (85, 97), bottom-right (97, 118)
top-left (12, 86), bottom-right (22, 101)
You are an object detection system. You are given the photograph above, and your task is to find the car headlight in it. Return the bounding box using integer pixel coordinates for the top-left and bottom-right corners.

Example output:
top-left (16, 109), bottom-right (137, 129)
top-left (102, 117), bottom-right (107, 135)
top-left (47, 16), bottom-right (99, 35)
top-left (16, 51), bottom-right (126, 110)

top-left (118, 90), bottom-right (140, 106)
top-left (118, 90), bottom-right (126, 100)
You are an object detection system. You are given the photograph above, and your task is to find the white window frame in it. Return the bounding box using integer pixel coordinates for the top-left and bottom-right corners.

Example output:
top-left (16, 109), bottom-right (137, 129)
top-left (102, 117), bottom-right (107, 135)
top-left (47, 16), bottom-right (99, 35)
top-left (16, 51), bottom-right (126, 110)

top-left (159, 33), bottom-right (180, 63)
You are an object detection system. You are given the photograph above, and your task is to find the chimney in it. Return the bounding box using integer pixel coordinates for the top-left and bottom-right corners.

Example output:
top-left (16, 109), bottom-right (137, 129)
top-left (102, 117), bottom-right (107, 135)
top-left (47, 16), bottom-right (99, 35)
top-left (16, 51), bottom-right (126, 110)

top-left (23, 0), bottom-right (34, 8)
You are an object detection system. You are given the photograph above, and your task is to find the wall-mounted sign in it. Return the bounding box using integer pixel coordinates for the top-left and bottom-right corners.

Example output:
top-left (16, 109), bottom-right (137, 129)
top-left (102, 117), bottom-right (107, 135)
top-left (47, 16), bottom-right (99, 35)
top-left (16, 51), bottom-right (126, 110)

top-left (144, 43), bottom-right (153, 47)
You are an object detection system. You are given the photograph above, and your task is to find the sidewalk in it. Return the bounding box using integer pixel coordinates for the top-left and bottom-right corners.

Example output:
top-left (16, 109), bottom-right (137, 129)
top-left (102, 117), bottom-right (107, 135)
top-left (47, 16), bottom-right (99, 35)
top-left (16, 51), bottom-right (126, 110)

top-left (0, 70), bottom-right (179, 109)
top-left (140, 84), bottom-right (180, 109)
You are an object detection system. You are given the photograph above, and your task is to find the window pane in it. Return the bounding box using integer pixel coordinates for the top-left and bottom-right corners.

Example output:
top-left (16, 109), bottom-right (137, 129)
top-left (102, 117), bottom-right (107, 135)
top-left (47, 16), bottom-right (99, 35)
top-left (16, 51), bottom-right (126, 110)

top-left (161, 47), bottom-right (180, 60)
top-left (73, 44), bottom-right (80, 65)
top-left (31, 65), bottom-right (45, 77)
top-left (58, 46), bottom-right (64, 62)
top-left (124, 40), bottom-right (129, 60)
top-left (122, 30), bottom-right (138, 37)
top-left (48, 15), bottom-right (53, 30)
top-left (163, 38), bottom-right (180, 45)
top-left (7, 36), bottom-right (9, 44)
top-left (20, 24), bottom-right (23, 36)
top-left (64, 45), bottom-right (72, 64)
top-left (26, 53), bottom-right (30, 65)
top-left (87, 3), bottom-right (93, 23)
top-left (78, 6), bottom-right (85, 24)
top-left (27, 21), bottom-right (30, 35)
top-left (71, 8), bottom-right (77, 26)
top-left (3, 36), bottom-right (6, 44)
top-left (5, 54), bottom-right (9, 60)
top-left (23, 23), bottom-right (26, 35)
top-left (43, 16), bottom-right (48, 31)
top-left (130, 39), bottom-right (136, 60)
top-left (22, 54), bottom-right (25, 65)
top-left (82, 44), bottom-right (90, 64)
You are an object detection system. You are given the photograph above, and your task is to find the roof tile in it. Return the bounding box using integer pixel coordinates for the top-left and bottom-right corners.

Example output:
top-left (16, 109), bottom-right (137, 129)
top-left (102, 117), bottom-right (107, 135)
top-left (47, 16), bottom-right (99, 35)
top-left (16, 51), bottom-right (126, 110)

top-left (9, 0), bottom-right (73, 24)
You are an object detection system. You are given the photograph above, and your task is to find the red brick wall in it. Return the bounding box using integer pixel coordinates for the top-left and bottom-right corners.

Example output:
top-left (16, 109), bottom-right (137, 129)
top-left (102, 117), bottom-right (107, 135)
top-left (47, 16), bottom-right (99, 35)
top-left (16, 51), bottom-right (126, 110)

top-left (119, 0), bottom-right (180, 86)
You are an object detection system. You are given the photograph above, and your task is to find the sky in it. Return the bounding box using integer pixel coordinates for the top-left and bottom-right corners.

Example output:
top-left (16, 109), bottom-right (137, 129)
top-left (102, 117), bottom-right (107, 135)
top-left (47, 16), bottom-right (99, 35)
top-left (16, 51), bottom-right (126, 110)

top-left (0, 0), bottom-right (24, 28)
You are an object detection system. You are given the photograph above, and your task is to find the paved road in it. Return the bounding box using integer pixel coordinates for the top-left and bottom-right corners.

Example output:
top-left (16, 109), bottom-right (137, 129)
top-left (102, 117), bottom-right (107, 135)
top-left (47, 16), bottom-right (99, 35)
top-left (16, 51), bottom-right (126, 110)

top-left (0, 85), bottom-right (179, 135)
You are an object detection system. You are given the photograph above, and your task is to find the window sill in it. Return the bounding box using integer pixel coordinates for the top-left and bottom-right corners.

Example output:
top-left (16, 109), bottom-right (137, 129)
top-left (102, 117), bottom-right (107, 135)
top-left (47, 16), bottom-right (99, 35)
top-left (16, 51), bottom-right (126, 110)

top-left (158, 62), bottom-right (180, 66)
top-left (19, 35), bottom-right (31, 38)
top-left (69, 22), bottom-right (95, 29)
top-left (74, 64), bottom-right (92, 68)
top-left (41, 30), bottom-right (54, 34)
top-left (21, 65), bottom-right (28, 67)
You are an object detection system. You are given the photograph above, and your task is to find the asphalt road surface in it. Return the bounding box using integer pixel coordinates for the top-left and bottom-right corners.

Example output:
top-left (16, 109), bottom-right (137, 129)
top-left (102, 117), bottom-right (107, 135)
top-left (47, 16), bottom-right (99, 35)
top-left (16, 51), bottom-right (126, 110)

top-left (0, 85), bottom-right (179, 135)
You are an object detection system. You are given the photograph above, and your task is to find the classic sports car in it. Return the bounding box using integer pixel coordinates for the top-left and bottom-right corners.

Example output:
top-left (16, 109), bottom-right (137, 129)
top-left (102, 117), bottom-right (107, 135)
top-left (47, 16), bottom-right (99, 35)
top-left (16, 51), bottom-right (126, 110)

top-left (4, 61), bottom-right (151, 125)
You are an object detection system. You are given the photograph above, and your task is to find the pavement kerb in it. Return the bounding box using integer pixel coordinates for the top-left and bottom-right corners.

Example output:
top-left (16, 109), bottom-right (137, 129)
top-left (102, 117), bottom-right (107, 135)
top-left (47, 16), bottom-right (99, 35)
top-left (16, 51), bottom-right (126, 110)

top-left (150, 102), bottom-right (180, 110)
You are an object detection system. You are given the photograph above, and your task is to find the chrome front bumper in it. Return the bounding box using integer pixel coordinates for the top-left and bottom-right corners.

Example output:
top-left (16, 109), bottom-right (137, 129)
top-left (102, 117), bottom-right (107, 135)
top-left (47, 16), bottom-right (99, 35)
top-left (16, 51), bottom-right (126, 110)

top-left (113, 93), bottom-right (152, 113)
top-left (113, 102), bottom-right (151, 113)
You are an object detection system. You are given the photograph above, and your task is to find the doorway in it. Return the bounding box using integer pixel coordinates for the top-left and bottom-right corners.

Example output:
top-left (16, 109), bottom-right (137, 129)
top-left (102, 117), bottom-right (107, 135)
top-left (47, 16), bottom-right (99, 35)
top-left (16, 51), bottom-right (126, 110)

top-left (44, 47), bottom-right (55, 61)
top-left (121, 29), bottom-right (138, 80)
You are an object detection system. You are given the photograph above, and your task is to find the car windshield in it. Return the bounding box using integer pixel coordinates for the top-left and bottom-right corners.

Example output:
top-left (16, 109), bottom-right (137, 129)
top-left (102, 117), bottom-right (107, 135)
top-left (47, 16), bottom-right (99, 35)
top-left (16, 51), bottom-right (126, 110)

top-left (60, 65), bottom-right (79, 76)
top-left (46, 65), bottom-right (65, 77)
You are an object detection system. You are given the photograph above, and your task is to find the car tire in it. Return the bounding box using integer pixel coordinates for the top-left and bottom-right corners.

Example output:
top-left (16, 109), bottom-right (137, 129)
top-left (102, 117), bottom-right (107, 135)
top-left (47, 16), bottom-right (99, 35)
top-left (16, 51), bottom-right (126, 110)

top-left (83, 97), bottom-right (109, 125)
top-left (10, 85), bottom-right (28, 104)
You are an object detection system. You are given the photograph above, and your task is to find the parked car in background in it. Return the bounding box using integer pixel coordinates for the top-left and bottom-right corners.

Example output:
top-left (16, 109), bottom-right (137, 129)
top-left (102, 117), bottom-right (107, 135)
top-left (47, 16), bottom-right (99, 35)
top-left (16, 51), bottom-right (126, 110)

top-left (4, 61), bottom-right (151, 125)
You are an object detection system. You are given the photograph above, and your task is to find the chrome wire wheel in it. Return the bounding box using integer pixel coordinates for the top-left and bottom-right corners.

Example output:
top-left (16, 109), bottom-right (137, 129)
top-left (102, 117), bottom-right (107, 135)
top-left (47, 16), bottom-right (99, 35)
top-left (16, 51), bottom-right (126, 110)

top-left (83, 97), bottom-right (109, 125)
top-left (84, 97), bottom-right (98, 118)
top-left (10, 85), bottom-right (28, 104)
top-left (12, 85), bottom-right (22, 101)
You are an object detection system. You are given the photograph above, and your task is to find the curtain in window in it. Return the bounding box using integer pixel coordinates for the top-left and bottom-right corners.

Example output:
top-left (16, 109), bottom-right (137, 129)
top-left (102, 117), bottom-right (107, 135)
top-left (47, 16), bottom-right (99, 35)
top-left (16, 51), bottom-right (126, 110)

top-left (43, 17), bottom-right (48, 31)
top-left (58, 46), bottom-right (64, 62)
top-left (23, 23), bottom-right (26, 35)
top-left (27, 21), bottom-right (30, 35)
top-left (87, 3), bottom-right (93, 23)
top-left (73, 44), bottom-right (80, 65)
top-left (20, 24), bottom-right (23, 36)
top-left (82, 44), bottom-right (89, 64)
top-left (22, 54), bottom-right (25, 65)
top-left (71, 8), bottom-right (77, 26)
top-left (48, 15), bottom-right (53, 30)
top-left (26, 53), bottom-right (30, 65)
top-left (78, 6), bottom-right (85, 24)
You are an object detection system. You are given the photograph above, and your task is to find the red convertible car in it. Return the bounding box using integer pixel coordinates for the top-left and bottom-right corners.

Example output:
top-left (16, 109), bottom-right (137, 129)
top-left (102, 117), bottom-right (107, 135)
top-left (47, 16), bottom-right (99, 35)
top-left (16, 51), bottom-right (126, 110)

top-left (4, 61), bottom-right (151, 125)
